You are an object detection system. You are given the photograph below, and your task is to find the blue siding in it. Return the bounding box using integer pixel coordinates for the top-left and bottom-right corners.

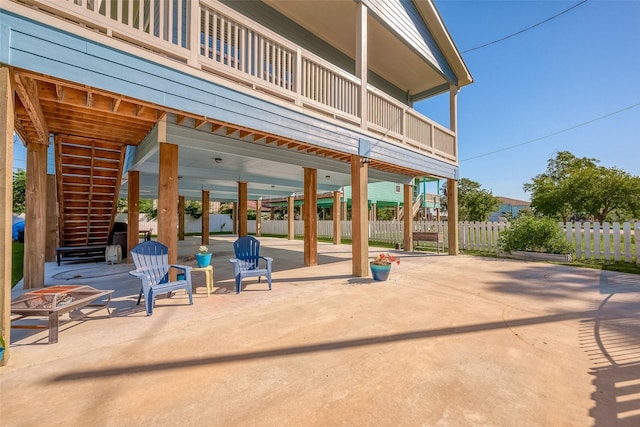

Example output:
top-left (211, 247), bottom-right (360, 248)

top-left (365, 0), bottom-right (456, 84)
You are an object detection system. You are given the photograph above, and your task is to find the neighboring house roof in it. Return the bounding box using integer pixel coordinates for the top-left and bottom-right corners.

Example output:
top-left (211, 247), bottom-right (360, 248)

top-left (497, 197), bottom-right (531, 206)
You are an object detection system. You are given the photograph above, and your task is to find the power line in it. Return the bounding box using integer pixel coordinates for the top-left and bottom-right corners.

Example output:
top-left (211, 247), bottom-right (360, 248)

top-left (462, 0), bottom-right (589, 53)
top-left (460, 102), bottom-right (640, 162)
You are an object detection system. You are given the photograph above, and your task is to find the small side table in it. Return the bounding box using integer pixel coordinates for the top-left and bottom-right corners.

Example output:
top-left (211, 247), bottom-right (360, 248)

top-left (191, 265), bottom-right (214, 297)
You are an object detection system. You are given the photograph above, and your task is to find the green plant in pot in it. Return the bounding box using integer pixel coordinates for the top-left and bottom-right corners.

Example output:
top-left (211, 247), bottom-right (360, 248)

top-left (370, 253), bottom-right (400, 281)
top-left (196, 245), bottom-right (212, 267)
top-left (0, 335), bottom-right (6, 362)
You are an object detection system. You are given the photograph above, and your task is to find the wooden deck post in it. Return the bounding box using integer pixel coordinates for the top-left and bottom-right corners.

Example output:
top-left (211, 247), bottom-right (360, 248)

top-left (1, 66), bottom-right (14, 365)
top-left (403, 183), bottom-right (413, 251)
top-left (178, 195), bottom-right (185, 241)
top-left (256, 199), bottom-right (262, 237)
top-left (333, 191), bottom-right (341, 244)
top-left (447, 179), bottom-right (459, 255)
top-left (127, 170), bottom-right (140, 263)
top-left (303, 168), bottom-right (317, 266)
top-left (238, 182), bottom-right (248, 237)
top-left (448, 84), bottom-right (459, 255)
top-left (45, 173), bottom-right (58, 262)
top-left (356, 1), bottom-right (368, 129)
top-left (287, 196), bottom-right (294, 240)
top-left (351, 155), bottom-right (368, 276)
top-left (23, 141), bottom-right (47, 289)
top-left (157, 142), bottom-right (178, 265)
top-left (201, 191), bottom-right (209, 244)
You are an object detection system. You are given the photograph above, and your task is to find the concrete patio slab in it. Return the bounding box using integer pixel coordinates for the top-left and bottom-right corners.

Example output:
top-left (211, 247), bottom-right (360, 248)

top-left (2, 236), bottom-right (640, 426)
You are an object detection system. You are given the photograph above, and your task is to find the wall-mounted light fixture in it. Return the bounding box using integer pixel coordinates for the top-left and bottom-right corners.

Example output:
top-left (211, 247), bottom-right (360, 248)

top-left (214, 157), bottom-right (222, 164)
top-left (361, 157), bottom-right (371, 164)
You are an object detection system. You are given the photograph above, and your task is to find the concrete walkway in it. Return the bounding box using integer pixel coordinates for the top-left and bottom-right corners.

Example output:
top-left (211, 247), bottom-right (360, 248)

top-left (2, 236), bottom-right (640, 426)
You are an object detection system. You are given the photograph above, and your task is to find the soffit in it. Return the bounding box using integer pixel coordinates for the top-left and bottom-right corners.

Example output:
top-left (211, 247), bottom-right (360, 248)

top-left (263, 0), bottom-right (447, 95)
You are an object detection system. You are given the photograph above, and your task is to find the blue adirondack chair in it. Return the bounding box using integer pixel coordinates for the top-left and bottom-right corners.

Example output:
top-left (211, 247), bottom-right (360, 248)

top-left (229, 236), bottom-right (273, 294)
top-left (130, 241), bottom-right (193, 315)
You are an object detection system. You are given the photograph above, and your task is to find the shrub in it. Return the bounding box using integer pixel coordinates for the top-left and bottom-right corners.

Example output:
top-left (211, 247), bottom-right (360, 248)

top-left (499, 216), bottom-right (573, 254)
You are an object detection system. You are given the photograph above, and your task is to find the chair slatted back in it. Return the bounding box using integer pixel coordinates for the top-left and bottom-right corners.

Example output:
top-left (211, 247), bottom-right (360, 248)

top-left (233, 236), bottom-right (261, 270)
top-left (130, 241), bottom-right (170, 285)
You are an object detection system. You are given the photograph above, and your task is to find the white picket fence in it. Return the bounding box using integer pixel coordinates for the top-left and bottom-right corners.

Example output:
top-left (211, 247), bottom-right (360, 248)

top-left (117, 215), bottom-right (639, 264)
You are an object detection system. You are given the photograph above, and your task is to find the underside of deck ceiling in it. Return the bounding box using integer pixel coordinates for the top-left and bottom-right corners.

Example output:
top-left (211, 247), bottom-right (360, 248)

top-left (14, 70), bottom-right (427, 202)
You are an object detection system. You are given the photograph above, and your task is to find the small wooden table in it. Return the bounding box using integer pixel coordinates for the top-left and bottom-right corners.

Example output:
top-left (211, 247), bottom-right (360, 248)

top-left (191, 265), bottom-right (214, 297)
top-left (11, 285), bottom-right (113, 344)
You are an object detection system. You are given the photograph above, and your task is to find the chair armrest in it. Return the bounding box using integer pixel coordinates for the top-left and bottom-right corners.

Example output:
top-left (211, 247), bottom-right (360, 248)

top-left (170, 264), bottom-right (192, 274)
top-left (129, 270), bottom-right (148, 278)
top-left (259, 256), bottom-right (273, 268)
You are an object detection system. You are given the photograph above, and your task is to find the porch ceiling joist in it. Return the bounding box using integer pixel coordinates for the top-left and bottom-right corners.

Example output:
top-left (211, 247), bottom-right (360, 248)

top-left (13, 74), bottom-right (49, 144)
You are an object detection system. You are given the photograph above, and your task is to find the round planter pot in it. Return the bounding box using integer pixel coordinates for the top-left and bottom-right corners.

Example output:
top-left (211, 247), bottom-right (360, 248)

top-left (196, 253), bottom-right (212, 267)
top-left (370, 263), bottom-right (392, 281)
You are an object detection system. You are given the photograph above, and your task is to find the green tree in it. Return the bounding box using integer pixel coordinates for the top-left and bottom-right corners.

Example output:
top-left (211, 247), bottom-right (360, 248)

top-left (524, 151), bottom-right (640, 221)
top-left (441, 178), bottom-right (500, 222)
top-left (185, 200), bottom-right (202, 219)
top-left (139, 199), bottom-right (157, 220)
top-left (12, 169), bottom-right (26, 214)
top-left (568, 166), bottom-right (640, 222)
top-left (524, 151), bottom-right (597, 221)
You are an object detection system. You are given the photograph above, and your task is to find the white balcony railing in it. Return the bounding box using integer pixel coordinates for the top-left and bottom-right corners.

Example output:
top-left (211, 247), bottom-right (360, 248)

top-left (14, 0), bottom-right (457, 162)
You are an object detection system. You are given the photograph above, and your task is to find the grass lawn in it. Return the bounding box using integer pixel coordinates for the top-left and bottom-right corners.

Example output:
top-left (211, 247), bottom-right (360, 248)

top-left (12, 242), bottom-right (24, 288)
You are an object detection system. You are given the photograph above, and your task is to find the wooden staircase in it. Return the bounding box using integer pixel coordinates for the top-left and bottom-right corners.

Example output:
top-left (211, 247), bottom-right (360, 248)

top-left (398, 193), bottom-right (424, 221)
top-left (55, 135), bottom-right (126, 247)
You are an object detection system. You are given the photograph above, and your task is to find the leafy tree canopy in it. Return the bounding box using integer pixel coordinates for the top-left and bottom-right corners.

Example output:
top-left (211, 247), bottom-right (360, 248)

top-left (441, 178), bottom-right (500, 222)
top-left (524, 151), bottom-right (640, 222)
top-left (13, 169), bottom-right (26, 214)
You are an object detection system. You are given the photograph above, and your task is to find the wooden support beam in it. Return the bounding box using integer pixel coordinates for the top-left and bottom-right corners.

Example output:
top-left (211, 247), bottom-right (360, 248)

top-left (238, 182), bottom-right (248, 237)
top-left (239, 130), bottom-right (251, 139)
top-left (23, 141), bottom-right (48, 288)
top-left (85, 91), bottom-right (94, 108)
top-left (178, 195), bottom-right (185, 241)
top-left (157, 142), bottom-right (179, 266)
top-left (287, 196), bottom-right (294, 240)
top-left (45, 174), bottom-right (58, 262)
top-left (256, 199), bottom-right (262, 237)
top-left (447, 179), bottom-right (459, 255)
top-left (55, 84), bottom-right (64, 101)
top-left (351, 155), bottom-right (368, 276)
top-left (333, 191), bottom-right (341, 245)
top-left (403, 184), bottom-right (413, 252)
top-left (232, 202), bottom-right (237, 235)
top-left (176, 114), bottom-right (187, 126)
top-left (201, 191), bottom-right (209, 245)
top-left (1, 67), bottom-right (15, 366)
top-left (14, 74), bottom-right (49, 144)
top-left (194, 119), bottom-right (208, 129)
top-left (127, 170), bottom-right (140, 263)
top-left (111, 98), bottom-right (121, 112)
top-left (304, 168), bottom-right (318, 266)
top-left (211, 123), bottom-right (224, 132)
top-left (356, 2), bottom-right (368, 129)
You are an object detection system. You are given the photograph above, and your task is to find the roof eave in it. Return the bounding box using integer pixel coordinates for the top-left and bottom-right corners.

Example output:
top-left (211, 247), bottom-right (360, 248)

top-left (413, 0), bottom-right (473, 88)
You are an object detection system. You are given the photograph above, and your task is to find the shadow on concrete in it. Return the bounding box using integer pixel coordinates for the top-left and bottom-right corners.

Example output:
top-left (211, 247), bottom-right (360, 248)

top-left (484, 263), bottom-right (640, 426)
top-left (583, 291), bottom-right (640, 427)
top-left (49, 308), bottom-right (599, 383)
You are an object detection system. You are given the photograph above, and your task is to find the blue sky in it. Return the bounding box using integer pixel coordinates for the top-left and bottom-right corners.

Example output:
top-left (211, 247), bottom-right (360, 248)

top-left (419, 0), bottom-right (640, 201)
top-left (13, 1), bottom-right (639, 203)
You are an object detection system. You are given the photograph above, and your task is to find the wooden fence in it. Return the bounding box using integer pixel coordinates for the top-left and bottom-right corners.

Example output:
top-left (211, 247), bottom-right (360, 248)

top-left (116, 215), bottom-right (639, 264)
